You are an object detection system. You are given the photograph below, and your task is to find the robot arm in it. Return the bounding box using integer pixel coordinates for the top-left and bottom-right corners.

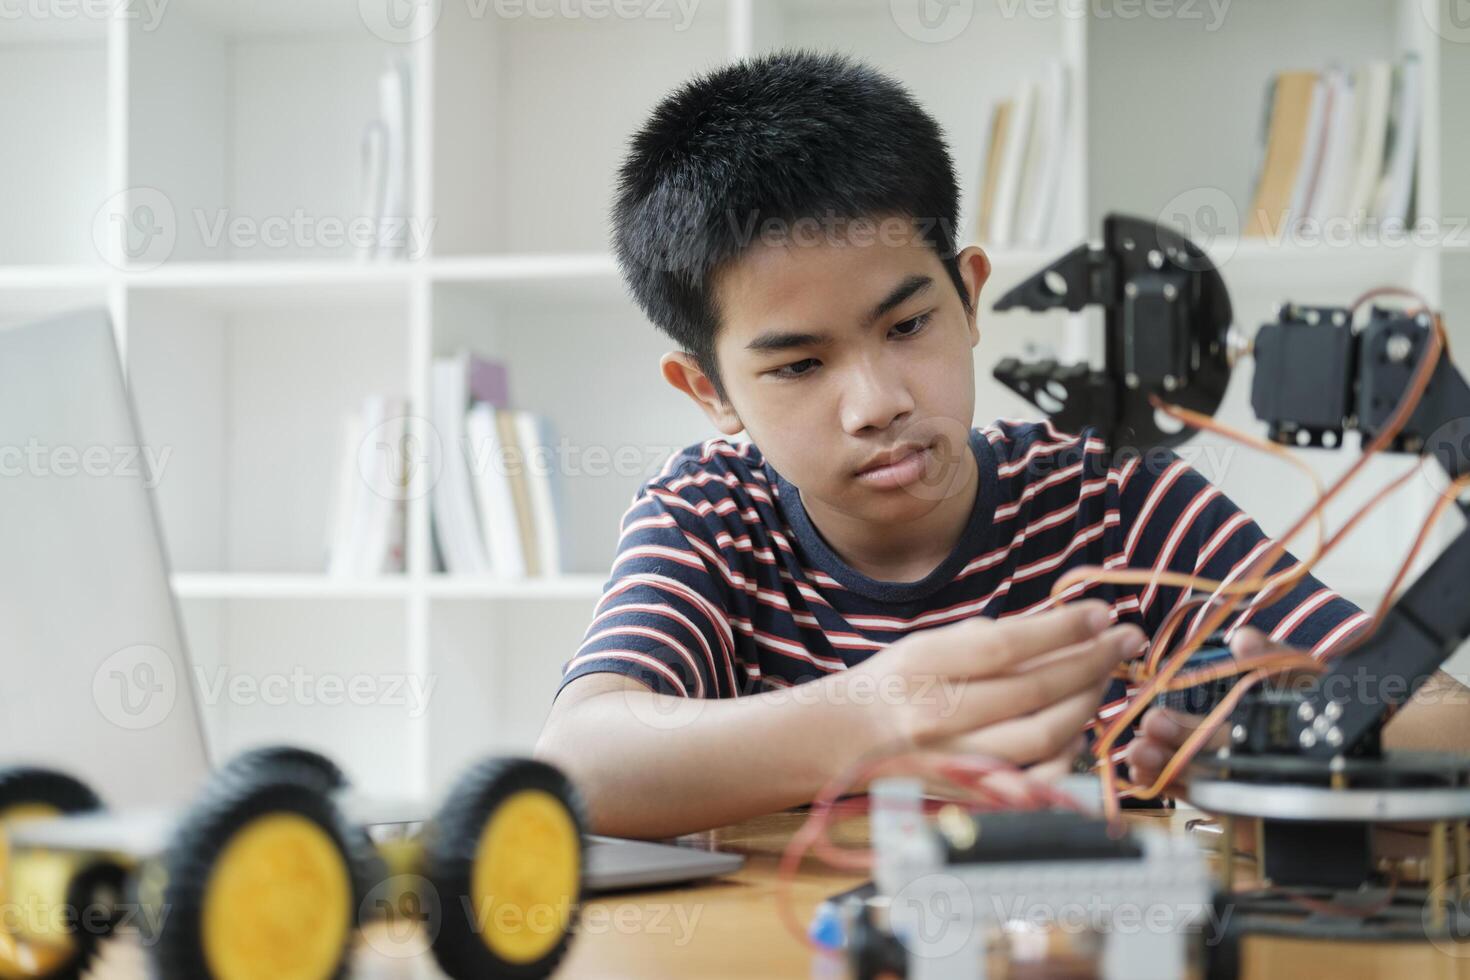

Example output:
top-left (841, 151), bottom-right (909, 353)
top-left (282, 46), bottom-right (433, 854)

top-left (993, 215), bottom-right (1470, 761)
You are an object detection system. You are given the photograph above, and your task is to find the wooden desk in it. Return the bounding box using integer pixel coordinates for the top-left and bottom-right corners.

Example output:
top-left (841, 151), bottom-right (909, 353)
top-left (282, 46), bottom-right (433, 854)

top-left (88, 808), bottom-right (1470, 979)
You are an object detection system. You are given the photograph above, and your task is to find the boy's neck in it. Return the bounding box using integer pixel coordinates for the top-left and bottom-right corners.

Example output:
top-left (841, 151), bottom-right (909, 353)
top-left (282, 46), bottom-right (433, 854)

top-left (800, 447), bottom-right (981, 584)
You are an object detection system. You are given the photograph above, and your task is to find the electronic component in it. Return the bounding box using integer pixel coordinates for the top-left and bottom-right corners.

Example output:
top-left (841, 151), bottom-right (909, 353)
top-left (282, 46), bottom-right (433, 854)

top-left (1151, 639), bottom-right (1239, 716)
top-left (856, 778), bottom-right (1211, 980)
top-left (1250, 304), bottom-right (1356, 447)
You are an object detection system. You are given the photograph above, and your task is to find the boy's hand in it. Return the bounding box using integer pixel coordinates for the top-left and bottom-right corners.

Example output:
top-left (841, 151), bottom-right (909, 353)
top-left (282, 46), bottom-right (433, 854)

top-left (1126, 626), bottom-right (1284, 791)
top-left (1126, 706), bottom-right (1229, 791)
top-left (843, 600), bottom-right (1144, 768)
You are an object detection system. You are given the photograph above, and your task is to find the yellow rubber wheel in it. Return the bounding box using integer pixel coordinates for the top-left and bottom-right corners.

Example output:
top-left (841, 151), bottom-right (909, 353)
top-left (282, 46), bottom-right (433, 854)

top-left (426, 758), bottom-right (586, 979)
top-left (147, 769), bottom-right (361, 980)
top-left (200, 813), bottom-right (352, 980)
top-left (0, 804), bottom-right (68, 980)
top-left (0, 769), bottom-right (105, 980)
top-left (470, 789), bottom-right (580, 965)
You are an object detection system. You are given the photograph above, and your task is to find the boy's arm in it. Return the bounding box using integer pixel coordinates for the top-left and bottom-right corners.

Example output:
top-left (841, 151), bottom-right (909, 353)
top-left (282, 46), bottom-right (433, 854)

top-left (536, 602), bottom-right (1143, 839)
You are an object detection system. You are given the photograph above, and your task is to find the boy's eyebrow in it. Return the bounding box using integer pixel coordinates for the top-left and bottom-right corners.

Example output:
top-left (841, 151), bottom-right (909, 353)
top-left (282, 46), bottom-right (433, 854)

top-left (743, 274), bottom-right (935, 354)
top-left (866, 273), bottom-right (933, 324)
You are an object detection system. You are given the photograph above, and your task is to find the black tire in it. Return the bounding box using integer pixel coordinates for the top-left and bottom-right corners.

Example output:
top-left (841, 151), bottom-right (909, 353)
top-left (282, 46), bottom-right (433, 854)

top-left (423, 757), bottom-right (587, 980)
top-left (0, 767), bottom-right (103, 815)
top-left (214, 745), bottom-right (349, 794)
top-left (210, 748), bottom-right (384, 912)
top-left (142, 766), bottom-right (369, 980)
top-left (0, 767), bottom-right (106, 980)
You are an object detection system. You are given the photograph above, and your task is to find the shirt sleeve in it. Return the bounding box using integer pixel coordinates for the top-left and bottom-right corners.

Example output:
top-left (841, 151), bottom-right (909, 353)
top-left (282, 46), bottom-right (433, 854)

top-left (556, 486), bottom-right (742, 700)
top-left (1115, 445), bottom-right (1373, 658)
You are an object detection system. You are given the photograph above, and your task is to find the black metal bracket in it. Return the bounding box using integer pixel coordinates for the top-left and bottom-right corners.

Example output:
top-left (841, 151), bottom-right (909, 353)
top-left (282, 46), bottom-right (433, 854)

top-left (991, 214), bottom-right (1234, 452)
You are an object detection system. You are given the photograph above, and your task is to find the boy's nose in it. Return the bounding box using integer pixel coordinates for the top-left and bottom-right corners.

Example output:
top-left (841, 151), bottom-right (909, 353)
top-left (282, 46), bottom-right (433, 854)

top-left (839, 361), bottom-right (915, 435)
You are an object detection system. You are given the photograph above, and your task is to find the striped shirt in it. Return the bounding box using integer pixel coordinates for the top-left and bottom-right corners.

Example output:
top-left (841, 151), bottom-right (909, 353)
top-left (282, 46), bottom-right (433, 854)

top-left (559, 420), bottom-right (1370, 757)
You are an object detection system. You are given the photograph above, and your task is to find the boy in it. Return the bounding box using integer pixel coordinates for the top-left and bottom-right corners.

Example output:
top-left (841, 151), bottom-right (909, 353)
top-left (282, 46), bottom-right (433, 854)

top-left (534, 50), bottom-right (1470, 839)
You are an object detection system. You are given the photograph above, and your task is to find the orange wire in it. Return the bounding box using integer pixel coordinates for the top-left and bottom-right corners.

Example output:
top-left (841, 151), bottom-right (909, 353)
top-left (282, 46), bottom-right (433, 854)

top-left (1133, 655), bottom-right (1326, 798)
top-left (1319, 471), bottom-right (1470, 663)
top-left (1121, 467), bottom-right (1461, 802)
top-left (773, 748), bottom-right (1086, 950)
top-left (1050, 396), bottom-right (1332, 629)
top-left (774, 751), bottom-right (1018, 949)
top-left (1369, 473), bottom-right (1470, 624)
top-left (1121, 459), bottom-right (1417, 683)
top-left (1090, 301), bottom-right (1444, 821)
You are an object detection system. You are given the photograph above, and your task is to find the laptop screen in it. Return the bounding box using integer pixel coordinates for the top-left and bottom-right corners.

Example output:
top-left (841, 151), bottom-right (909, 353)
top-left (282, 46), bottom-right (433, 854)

top-left (0, 309), bottom-right (211, 808)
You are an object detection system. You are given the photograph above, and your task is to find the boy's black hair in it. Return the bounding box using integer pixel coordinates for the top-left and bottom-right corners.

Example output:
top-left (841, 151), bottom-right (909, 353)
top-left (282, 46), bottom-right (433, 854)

top-left (610, 49), bottom-right (971, 400)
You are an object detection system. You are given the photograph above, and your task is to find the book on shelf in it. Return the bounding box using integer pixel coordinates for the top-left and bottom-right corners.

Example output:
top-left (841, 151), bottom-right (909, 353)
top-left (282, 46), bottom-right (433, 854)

top-left (497, 410), bottom-right (540, 577)
top-left (1373, 54), bottom-right (1421, 226)
top-left (516, 410), bottom-right (566, 578)
top-left (429, 351), bottom-right (567, 579)
top-left (1245, 70), bottom-right (1317, 237)
top-left (357, 122), bottom-right (387, 261)
top-left (973, 59), bottom-right (1070, 249)
top-left (987, 79), bottom-right (1032, 249)
top-left (464, 403), bottom-right (525, 578)
top-left (1346, 61), bottom-right (1393, 219)
top-left (358, 54), bottom-right (414, 261)
top-left (1303, 67), bottom-right (1358, 227)
top-left (1245, 54), bottom-right (1418, 239)
top-left (1018, 59), bottom-right (1070, 249)
top-left (1283, 72), bottom-right (1330, 232)
top-left (431, 354), bottom-right (493, 575)
top-left (974, 101), bottom-right (1011, 245)
top-left (326, 395), bottom-right (407, 577)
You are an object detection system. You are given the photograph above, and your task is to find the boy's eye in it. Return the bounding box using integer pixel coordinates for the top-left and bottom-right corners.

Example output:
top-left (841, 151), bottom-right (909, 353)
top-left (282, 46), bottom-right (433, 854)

top-left (772, 358), bottom-right (820, 379)
top-left (891, 313), bottom-right (930, 338)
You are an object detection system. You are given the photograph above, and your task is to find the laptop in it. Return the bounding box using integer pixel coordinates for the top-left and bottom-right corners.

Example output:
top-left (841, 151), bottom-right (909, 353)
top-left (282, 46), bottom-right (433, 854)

top-left (0, 308), bottom-right (742, 891)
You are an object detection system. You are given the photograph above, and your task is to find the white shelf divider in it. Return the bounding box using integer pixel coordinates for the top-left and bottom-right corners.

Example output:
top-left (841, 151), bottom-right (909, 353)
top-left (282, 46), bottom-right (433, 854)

top-left (170, 572), bottom-right (413, 600)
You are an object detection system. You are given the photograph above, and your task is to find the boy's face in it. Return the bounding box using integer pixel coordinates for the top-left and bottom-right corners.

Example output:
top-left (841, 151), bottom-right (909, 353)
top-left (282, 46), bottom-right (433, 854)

top-left (662, 218), bottom-right (991, 528)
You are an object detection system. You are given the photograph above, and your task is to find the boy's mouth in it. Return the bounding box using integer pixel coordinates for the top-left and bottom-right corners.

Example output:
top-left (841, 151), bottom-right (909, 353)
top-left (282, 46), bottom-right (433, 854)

top-left (853, 440), bottom-right (934, 489)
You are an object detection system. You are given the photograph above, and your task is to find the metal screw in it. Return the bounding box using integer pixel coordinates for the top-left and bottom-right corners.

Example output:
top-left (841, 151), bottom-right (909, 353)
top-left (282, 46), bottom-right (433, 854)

top-left (1148, 249), bottom-right (1164, 269)
top-left (1332, 311), bottom-right (1348, 327)
top-left (1231, 724), bottom-right (1247, 744)
top-left (1163, 375), bottom-right (1178, 391)
top-left (1306, 309), bottom-right (1321, 326)
top-left (1323, 701), bottom-right (1342, 721)
top-left (1326, 727), bottom-right (1343, 747)
top-left (1297, 702), bottom-right (1315, 722)
top-left (1313, 715), bottom-right (1331, 735)
top-left (1163, 282), bottom-right (1178, 301)
top-left (1125, 282), bottom-right (1139, 298)
top-left (1125, 373), bottom-right (1140, 389)
top-left (1387, 334), bottom-right (1413, 362)
top-left (1300, 729), bottom-right (1318, 748)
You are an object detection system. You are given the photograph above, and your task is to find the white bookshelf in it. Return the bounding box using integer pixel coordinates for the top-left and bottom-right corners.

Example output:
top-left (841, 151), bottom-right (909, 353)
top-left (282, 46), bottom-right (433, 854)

top-left (3, 0), bottom-right (1467, 796)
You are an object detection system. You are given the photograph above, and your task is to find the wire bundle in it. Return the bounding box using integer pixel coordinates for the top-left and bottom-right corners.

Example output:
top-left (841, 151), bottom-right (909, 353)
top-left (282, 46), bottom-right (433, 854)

top-left (1071, 289), bottom-right (1458, 822)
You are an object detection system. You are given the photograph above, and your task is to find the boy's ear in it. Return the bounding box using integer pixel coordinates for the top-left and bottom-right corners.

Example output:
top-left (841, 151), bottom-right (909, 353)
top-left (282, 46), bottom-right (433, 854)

top-left (956, 245), bottom-right (991, 347)
top-left (660, 352), bottom-right (744, 435)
